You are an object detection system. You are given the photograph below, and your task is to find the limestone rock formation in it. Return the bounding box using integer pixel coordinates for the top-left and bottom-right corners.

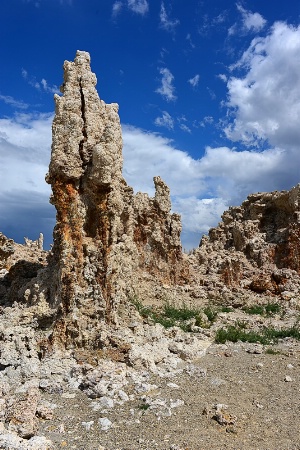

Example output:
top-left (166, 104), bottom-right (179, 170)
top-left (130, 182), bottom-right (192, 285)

top-left (44, 50), bottom-right (187, 347)
top-left (0, 233), bottom-right (14, 267)
top-left (191, 185), bottom-right (300, 303)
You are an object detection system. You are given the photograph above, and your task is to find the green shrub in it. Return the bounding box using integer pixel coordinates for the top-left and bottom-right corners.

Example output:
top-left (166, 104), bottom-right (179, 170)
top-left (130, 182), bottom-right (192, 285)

top-left (215, 324), bottom-right (300, 345)
top-left (243, 302), bottom-right (281, 316)
top-left (243, 305), bottom-right (265, 315)
top-left (265, 302), bottom-right (281, 316)
top-left (203, 306), bottom-right (218, 323)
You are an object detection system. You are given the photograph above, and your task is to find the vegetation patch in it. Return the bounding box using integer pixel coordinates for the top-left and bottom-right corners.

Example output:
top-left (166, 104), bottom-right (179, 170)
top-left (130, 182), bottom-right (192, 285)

top-left (265, 348), bottom-right (283, 355)
top-left (138, 403), bottom-right (150, 411)
top-left (215, 323), bottom-right (300, 345)
top-left (243, 302), bottom-right (281, 316)
top-left (131, 298), bottom-right (234, 332)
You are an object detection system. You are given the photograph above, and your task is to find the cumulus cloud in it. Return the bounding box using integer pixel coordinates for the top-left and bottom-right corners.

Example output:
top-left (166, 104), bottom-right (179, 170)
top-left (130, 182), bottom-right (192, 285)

top-left (0, 112), bottom-right (54, 248)
top-left (1, 105), bottom-right (299, 251)
top-left (121, 125), bottom-right (298, 248)
top-left (159, 2), bottom-right (180, 33)
top-left (188, 74), bottom-right (200, 88)
top-left (128, 0), bottom-right (148, 14)
top-left (154, 111), bottom-right (174, 129)
top-left (225, 22), bottom-right (300, 151)
top-left (155, 67), bottom-right (177, 102)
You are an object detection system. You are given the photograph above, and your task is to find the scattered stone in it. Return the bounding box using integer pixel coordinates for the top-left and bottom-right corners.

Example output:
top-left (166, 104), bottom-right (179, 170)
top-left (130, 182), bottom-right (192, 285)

top-left (212, 404), bottom-right (237, 426)
top-left (81, 421), bottom-right (94, 431)
top-left (5, 388), bottom-right (40, 438)
top-left (170, 399), bottom-right (184, 408)
top-left (61, 393), bottom-right (76, 399)
top-left (98, 418), bottom-right (112, 431)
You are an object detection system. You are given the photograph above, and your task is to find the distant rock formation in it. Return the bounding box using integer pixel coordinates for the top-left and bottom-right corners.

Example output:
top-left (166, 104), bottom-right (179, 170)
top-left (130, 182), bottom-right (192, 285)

top-left (191, 185), bottom-right (300, 304)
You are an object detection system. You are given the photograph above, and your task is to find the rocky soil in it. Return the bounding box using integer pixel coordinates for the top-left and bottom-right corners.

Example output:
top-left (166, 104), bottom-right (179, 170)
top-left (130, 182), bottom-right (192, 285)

top-left (35, 339), bottom-right (300, 450)
top-left (1, 304), bottom-right (300, 450)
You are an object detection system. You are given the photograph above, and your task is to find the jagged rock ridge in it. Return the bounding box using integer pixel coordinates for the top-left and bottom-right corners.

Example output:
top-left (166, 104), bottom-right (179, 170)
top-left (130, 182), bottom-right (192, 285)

top-left (191, 185), bottom-right (300, 303)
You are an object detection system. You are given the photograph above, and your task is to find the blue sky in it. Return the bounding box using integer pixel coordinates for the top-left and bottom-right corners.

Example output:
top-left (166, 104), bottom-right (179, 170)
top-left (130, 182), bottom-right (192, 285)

top-left (1, 1), bottom-right (300, 250)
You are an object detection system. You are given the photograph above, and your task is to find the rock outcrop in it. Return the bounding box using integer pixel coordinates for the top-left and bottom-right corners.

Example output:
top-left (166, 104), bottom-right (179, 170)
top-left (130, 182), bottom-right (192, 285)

top-left (190, 185), bottom-right (300, 304)
top-left (42, 51), bottom-right (187, 346)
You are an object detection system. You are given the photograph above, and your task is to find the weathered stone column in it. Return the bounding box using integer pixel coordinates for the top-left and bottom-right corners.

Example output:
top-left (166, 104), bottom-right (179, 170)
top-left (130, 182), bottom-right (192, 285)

top-left (46, 51), bottom-right (186, 348)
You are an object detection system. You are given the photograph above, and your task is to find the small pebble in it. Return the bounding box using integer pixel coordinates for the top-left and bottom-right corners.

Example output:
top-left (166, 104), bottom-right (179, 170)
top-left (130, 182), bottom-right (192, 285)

top-left (167, 382), bottom-right (180, 389)
top-left (81, 421), bottom-right (94, 431)
top-left (284, 375), bottom-right (293, 382)
top-left (98, 417), bottom-right (112, 431)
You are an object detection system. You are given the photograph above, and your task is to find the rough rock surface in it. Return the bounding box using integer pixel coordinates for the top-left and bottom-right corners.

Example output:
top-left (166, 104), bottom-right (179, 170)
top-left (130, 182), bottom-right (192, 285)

top-left (189, 185), bottom-right (300, 305)
top-left (44, 50), bottom-right (187, 347)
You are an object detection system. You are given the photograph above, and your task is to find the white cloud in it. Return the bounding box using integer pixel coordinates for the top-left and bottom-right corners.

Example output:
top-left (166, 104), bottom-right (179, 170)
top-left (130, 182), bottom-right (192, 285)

top-left (225, 22), bottom-right (300, 150)
top-left (0, 95), bottom-right (28, 110)
top-left (112, 1), bottom-right (123, 16)
top-left (0, 103), bottom-right (299, 250)
top-left (179, 123), bottom-right (191, 133)
top-left (0, 113), bottom-right (53, 179)
top-left (128, 0), bottom-right (148, 15)
top-left (237, 3), bottom-right (266, 33)
top-left (218, 73), bottom-right (227, 83)
top-left (172, 196), bottom-right (228, 235)
top-left (155, 67), bottom-right (177, 102)
top-left (121, 125), bottom-right (298, 248)
top-left (188, 74), bottom-right (200, 88)
top-left (122, 124), bottom-right (205, 198)
top-left (229, 4), bottom-right (266, 36)
top-left (22, 69), bottom-right (59, 94)
top-left (199, 116), bottom-right (214, 128)
top-left (159, 2), bottom-right (180, 32)
top-left (0, 112), bottom-right (54, 247)
top-left (154, 111), bottom-right (174, 129)
top-left (186, 33), bottom-right (195, 49)
top-left (177, 116), bottom-right (191, 133)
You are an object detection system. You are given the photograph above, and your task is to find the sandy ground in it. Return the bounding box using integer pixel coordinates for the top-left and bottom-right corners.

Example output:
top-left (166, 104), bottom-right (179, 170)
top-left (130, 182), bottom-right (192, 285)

top-left (37, 339), bottom-right (300, 450)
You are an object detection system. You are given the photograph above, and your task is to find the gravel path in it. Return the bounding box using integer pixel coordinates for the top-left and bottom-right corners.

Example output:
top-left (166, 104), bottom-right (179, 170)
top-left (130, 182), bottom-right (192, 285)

top-left (38, 339), bottom-right (300, 450)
